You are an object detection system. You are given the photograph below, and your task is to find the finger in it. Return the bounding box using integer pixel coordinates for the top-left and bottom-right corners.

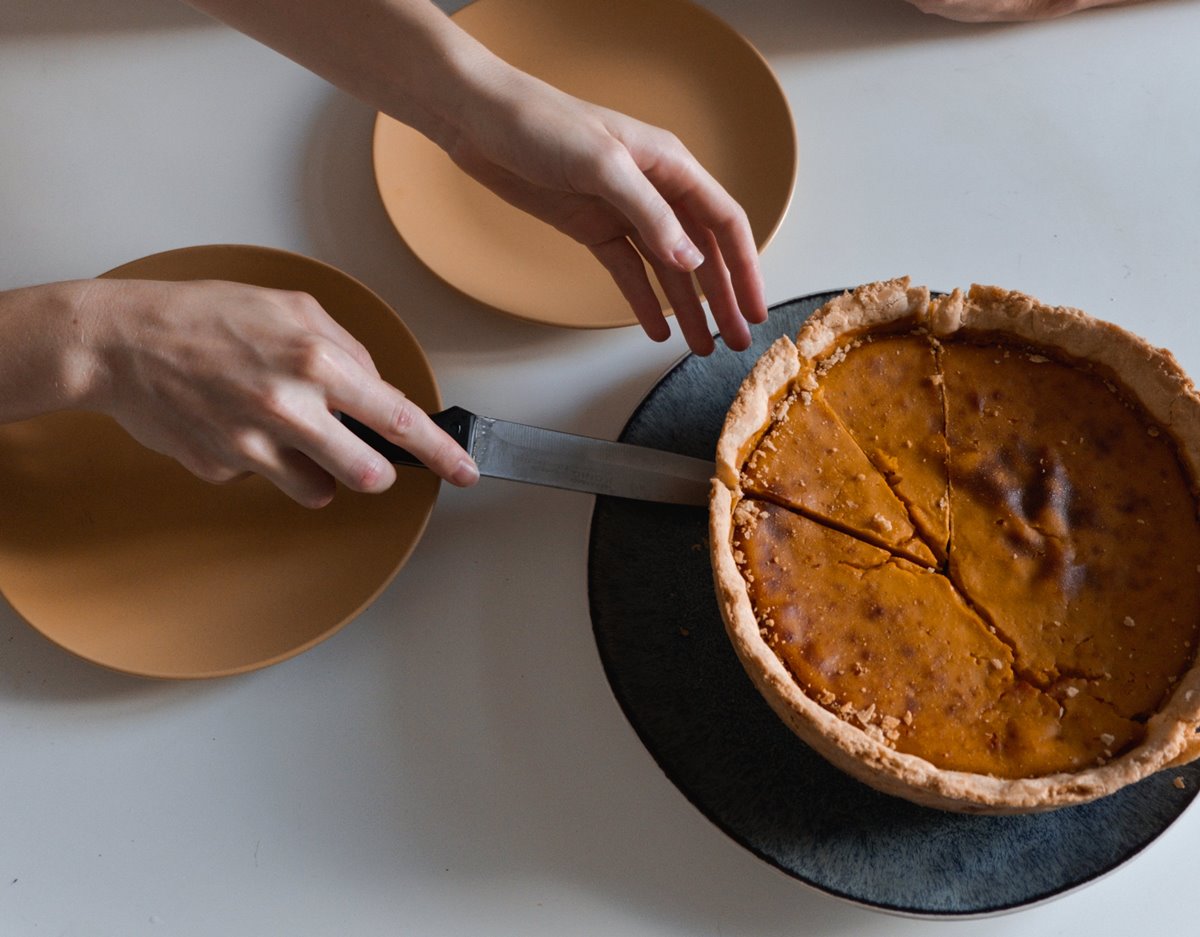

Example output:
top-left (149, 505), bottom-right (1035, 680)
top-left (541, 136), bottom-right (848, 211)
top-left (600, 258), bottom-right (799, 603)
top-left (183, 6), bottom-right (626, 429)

top-left (274, 338), bottom-right (477, 491)
top-left (584, 143), bottom-right (704, 273)
top-left (284, 290), bottom-right (382, 378)
top-left (589, 237), bottom-right (670, 342)
top-left (680, 218), bottom-right (752, 352)
top-left (675, 184), bottom-right (767, 327)
top-left (220, 425), bottom-right (344, 509)
top-left (632, 141), bottom-right (768, 328)
top-left (327, 381), bottom-right (479, 488)
top-left (290, 414), bottom-right (402, 496)
top-left (259, 449), bottom-right (340, 509)
top-left (633, 234), bottom-right (715, 357)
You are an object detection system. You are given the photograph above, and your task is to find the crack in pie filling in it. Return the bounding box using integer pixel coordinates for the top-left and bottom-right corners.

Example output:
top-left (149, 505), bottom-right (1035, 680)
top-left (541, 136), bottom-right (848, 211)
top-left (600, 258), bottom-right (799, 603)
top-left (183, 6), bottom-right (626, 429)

top-left (710, 279), bottom-right (1200, 812)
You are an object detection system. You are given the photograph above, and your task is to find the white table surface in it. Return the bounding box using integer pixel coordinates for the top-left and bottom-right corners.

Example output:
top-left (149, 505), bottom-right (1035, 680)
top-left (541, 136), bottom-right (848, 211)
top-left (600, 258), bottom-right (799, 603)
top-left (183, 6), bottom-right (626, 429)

top-left (3, 0), bottom-right (1199, 933)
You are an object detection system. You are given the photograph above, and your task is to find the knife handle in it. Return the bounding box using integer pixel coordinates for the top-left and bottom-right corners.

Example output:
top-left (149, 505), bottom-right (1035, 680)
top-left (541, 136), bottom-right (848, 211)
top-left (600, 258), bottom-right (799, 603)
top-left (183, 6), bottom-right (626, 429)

top-left (338, 406), bottom-right (477, 468)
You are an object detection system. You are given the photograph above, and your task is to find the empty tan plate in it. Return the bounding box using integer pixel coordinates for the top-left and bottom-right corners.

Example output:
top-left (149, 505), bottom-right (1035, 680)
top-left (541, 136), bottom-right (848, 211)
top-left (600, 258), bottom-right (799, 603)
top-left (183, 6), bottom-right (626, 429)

top-left (373, 0), bottom-right (797, 328)
top-left (0, 245), bottom-right (440, 679)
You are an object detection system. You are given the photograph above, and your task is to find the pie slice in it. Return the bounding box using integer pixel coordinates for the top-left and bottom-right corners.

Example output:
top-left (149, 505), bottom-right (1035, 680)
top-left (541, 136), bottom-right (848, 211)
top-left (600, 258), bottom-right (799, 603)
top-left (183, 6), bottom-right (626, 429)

top-left (819, 331), bottom-right (950, 562)
top-left (711, 279), bottom-right (1200, 813)
top-left (719, 280), bottom-right (938, 567)
top-left (740, 384), bottom-right (936, 566)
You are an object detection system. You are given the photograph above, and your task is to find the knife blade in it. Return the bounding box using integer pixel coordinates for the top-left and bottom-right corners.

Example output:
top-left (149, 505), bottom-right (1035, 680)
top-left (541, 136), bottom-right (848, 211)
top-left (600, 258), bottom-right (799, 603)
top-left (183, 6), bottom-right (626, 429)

top-left (339, 406), bottom-right (712, 506)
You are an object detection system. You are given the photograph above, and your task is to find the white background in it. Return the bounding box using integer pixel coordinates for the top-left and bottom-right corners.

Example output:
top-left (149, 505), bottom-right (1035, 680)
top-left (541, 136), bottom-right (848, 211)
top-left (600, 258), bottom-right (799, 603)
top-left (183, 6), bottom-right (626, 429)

top-left (2, 0), bottom-right (1198, 933)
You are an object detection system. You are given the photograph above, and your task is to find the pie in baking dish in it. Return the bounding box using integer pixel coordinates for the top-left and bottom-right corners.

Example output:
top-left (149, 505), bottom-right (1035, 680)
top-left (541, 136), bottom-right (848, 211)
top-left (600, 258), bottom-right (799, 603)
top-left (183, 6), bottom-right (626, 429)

top-left (710, 279), bottom-right (1200, 812)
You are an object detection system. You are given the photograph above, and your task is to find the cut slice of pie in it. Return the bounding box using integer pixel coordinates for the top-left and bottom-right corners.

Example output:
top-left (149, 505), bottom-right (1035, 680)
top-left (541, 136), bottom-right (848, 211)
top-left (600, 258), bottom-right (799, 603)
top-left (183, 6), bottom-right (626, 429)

top-left (711, 279), bottom-right (1200, 813)
top-left (738, 380), bottom-right (936, 566)
top-left (718, 281), bottom-right (939, 567)
top-left (819, 332), bottom-right (950, 562)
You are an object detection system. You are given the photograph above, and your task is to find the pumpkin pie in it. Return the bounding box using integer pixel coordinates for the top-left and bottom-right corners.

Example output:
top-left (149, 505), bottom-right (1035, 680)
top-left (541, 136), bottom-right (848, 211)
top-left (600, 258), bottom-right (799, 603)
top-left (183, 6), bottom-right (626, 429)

top-left (711, 279), bottom-right (1200, 812)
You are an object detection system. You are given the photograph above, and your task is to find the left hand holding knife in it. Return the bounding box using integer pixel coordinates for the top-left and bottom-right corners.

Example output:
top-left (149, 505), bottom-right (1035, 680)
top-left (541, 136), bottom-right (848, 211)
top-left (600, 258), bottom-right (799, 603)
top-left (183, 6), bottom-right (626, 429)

top-left (0, 277), bottom-right (479, 508)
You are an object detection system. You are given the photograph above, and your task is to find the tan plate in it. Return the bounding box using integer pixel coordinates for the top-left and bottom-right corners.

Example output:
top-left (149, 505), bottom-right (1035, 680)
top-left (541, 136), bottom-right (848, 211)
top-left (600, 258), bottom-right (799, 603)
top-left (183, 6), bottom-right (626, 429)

top-left (0, 245), bottom-right (440, 679)
top-left (372, 0), bottom-right (797, 329)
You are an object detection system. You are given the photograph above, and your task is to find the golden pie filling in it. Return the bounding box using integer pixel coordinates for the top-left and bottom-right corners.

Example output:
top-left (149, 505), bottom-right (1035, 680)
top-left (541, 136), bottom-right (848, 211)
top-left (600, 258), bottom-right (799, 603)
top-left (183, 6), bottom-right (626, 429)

top-left (712, 279), bottom-right (1200, 811)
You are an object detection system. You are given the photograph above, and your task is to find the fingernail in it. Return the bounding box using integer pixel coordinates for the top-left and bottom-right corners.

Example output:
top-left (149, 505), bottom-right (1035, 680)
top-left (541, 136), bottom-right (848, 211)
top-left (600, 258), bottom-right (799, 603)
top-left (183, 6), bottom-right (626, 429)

top-left (673, 240), bottom-right (704, 271)
top-left (452, 458), bottom-right (480, 487)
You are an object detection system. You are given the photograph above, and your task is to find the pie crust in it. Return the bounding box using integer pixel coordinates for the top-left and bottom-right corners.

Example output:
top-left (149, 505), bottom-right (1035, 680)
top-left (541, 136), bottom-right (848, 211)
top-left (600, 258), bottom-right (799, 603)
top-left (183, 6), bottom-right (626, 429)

top-left (710, 278), bottom-right (1200, 813)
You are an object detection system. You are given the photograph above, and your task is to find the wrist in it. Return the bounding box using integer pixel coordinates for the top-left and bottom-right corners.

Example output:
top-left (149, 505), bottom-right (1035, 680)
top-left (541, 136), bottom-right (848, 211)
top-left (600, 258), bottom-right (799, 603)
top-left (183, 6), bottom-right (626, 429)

top-left (46, 279), bottom-right (117, 414)
top-left (387, 15), bottom-right (518, 153)
top-left (0, 279), bottom-right (113, 423)
top-left (63, 278), bottom-right (127, 414)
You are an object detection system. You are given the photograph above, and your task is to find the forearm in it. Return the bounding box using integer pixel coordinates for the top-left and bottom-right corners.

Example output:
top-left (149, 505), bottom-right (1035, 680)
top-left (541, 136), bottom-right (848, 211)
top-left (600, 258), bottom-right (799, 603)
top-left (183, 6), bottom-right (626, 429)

top-left (182, 0), bottom-right (508, 149)
top-left (0, 280), bottom-right (108, 425)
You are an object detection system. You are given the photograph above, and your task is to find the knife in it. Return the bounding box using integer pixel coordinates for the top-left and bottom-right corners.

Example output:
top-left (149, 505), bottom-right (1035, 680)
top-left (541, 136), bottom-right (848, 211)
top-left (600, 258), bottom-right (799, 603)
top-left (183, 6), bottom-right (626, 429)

top-left (339, 406), bottom-right (712, 506)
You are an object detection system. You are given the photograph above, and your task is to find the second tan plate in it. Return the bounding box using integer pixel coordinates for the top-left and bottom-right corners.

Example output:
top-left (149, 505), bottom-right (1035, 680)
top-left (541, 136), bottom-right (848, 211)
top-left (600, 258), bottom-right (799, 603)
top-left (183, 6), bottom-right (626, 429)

top-left (373, 0), bottom-right (797, 329)
top-left (0, 245), bottom-right (440, 679)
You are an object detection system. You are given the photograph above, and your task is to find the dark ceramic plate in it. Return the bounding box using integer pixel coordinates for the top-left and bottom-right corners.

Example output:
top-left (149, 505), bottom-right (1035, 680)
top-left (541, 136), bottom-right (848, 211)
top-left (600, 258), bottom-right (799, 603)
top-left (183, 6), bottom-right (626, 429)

top-left (587, 290), bottom-right (1200, 917)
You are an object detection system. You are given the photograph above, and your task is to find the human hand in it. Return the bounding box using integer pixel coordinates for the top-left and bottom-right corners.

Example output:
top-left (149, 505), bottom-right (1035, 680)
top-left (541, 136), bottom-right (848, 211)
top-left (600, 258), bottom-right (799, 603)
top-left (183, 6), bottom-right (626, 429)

top-left (443, 65), bottom-right (768, 356)
top-left (75, 278), bottom-right (477, 507)
top-left (905, 0), bottom-right (1130, 21)
top-left (180, 0), bottom-right (766, 355)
